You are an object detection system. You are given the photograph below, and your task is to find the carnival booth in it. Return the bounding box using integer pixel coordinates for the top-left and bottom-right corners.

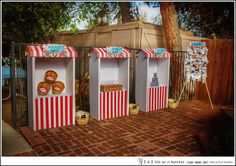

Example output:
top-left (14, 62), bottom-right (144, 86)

top-left (136, 48), bottom-right (171, 112)
top-left (26, 44), bottom-right (78, 131)
top-left (89, 47), bottom-right (131, 120)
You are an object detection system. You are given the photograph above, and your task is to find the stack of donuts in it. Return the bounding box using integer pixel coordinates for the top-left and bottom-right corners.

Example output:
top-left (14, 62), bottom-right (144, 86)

top-left (37, 70), bottom-right (65, 96)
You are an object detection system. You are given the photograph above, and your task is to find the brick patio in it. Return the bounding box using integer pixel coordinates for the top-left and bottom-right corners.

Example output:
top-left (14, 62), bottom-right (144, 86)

top-left (18, 99), bottom-right (224, 156)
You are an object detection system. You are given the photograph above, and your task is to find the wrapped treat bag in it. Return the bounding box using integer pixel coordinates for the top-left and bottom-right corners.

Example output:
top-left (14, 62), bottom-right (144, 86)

top-left (44, 70), bottom-right (58, 83)
top-left (52, 81), bottom-right (65, 94)
top-left (37, 82), bottom-right (50, 96)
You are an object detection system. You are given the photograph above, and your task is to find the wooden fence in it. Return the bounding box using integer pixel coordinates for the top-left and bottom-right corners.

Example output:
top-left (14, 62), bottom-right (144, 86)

top-left (195, 39), bottom-right (234, 105)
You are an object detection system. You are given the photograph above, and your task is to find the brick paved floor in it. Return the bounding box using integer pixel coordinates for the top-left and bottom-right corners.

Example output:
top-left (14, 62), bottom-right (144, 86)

top-left (18, 99), bottom-right (226, 156)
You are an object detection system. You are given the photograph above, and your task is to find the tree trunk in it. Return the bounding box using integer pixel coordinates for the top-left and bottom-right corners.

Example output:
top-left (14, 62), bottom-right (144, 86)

top-left (160, 2), bottom-right (182, 51)
top-left (160, 2), bottom-right (182, 100)
top-left (119, 2), bottom-right (132, 23)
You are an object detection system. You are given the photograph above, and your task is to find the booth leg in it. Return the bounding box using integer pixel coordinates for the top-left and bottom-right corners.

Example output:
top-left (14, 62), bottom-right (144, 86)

top-left (205, 82), bottom-right (214, 110)
top-left (178, 82), bottom-right (187, 101)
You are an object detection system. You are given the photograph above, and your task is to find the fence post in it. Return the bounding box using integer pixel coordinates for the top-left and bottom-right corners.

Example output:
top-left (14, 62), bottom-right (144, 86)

top-left (10, 41), bottom-right (17, 128)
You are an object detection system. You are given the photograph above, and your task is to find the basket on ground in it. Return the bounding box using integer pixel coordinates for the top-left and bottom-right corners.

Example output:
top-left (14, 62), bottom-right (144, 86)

top-left (75, 111), bottom-right (89, 125)
top-left (129, 103), bottom-right (140, 115)
top-left (168, 99), bottom-right (179, 109)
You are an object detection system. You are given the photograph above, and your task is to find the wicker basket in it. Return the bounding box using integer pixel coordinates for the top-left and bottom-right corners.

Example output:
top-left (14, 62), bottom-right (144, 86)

top-left (129, 103), bottom-right (135, 109)
top-left (129, 104), bottom-right (140, 115)
top-left (100, 84), bottom-right (122, 92)
top-left (168, 99), bottom-right (179, 109)
top-left (75, 111), bottom-right (89, 125)
top-left (76, 117), bottom-right (89, 125)
top-left (130, 108), bottom-right (139, 115)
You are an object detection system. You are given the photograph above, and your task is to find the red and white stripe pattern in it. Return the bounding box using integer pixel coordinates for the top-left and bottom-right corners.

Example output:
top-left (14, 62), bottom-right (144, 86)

top-left (26, 45), bottom-right (78, 58)
top-left (34, 95), bottom-right (73, 131)
top-left (147, 86), bottom-right (168, 112)
top-left (99, 90), bottom-right (128, 120)
top-left (142, 49), bottom-right (171, 58)
top-left (93, 48), bottom-right (131, 58)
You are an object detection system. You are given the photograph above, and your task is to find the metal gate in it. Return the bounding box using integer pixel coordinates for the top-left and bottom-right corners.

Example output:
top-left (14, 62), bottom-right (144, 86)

top-left (2, 42), bottom-right (28, 127)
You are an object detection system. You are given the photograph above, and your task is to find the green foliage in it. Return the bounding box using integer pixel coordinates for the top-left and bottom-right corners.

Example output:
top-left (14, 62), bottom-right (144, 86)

top-left (72, 2), bottom-right (120, 29)
top-left (70, 23), bottom-right (80, 35)
top-left (138, 12), bottom-right (148, 22)
top-left (2, 2), bottom-right (138, 43)
top-left (129, 6), bottom-right (139, 22)
top-left (2, 57), bottom-right (20, 66)
top-left (151, 14), bottom-right (162, 25)
top-left (71, 2), bottom-right (138, 30)
top-left (2, 2), bottom-right (75, 43)
top-left (175, 2), bottom-right (234, 39)
top-left (4, 2), bottom-right (233, 43)
top-left (2, 57), bottom-right (11, 65)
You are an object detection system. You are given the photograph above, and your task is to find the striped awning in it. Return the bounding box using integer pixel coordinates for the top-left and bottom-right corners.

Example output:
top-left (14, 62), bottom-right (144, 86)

top-left (93, 47), bottom-right (131, 58)
top-left (142, 48), bottom-right (171, 58)
top-left (26, 44), bottom-right (78, 58)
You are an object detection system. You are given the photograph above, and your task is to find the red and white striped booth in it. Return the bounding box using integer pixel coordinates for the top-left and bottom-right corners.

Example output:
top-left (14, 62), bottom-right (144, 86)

top-left (136, 48), bottom-right (171, 112)
top-left (26, 44), bottom-right (78, 131)
top-left (89, 47), bottom-right (131, 120)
